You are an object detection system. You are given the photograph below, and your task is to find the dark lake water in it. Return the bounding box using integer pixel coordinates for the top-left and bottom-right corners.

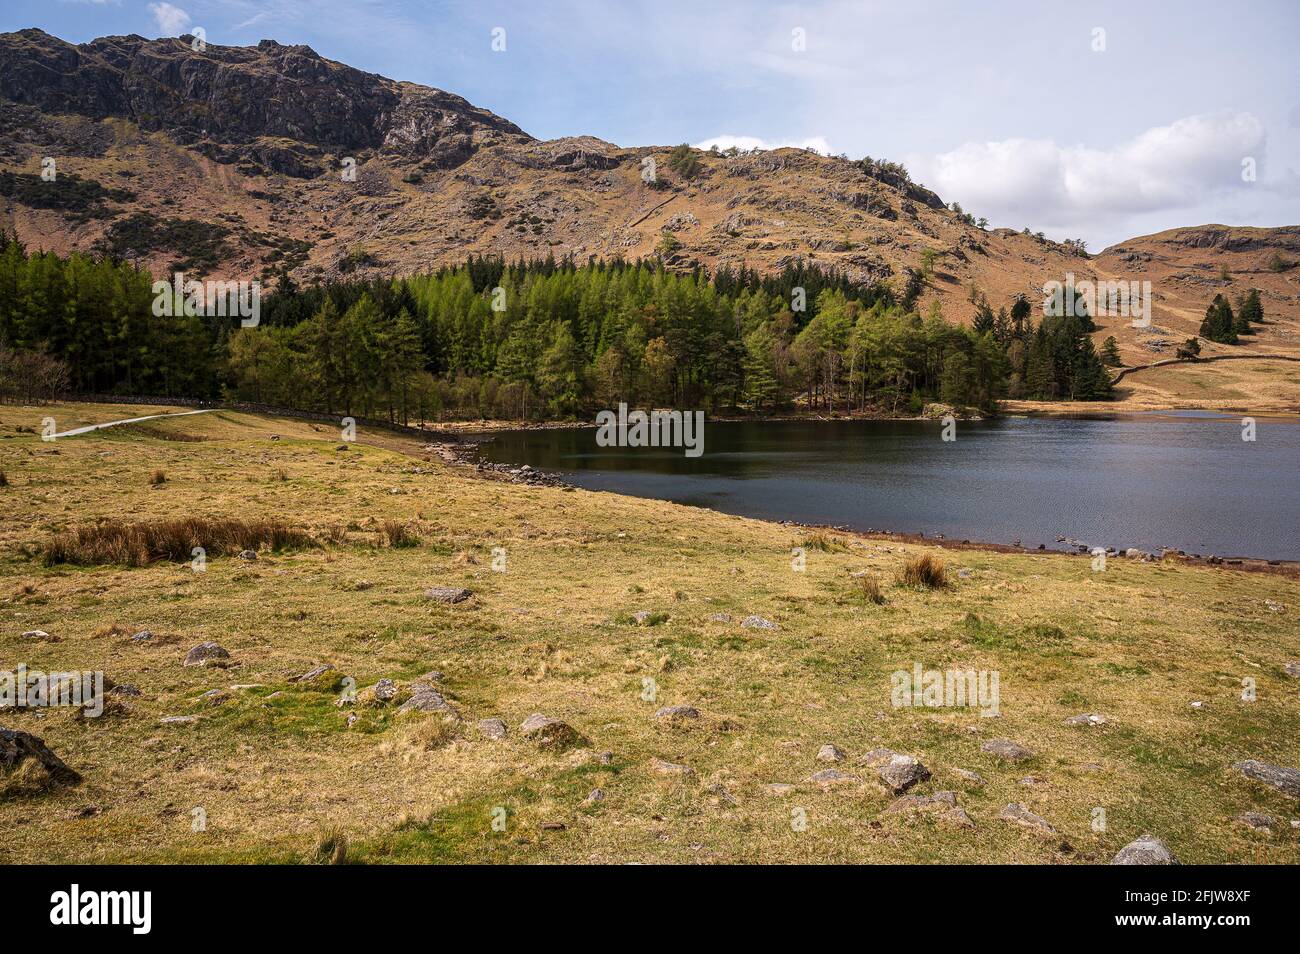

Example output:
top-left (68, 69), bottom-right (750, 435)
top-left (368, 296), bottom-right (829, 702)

top-left (474, 414), bottom-right (1300, 560)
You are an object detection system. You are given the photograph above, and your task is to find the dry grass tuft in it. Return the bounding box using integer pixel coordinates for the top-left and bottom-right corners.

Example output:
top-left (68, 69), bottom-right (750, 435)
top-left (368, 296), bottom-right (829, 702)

top-left (0, 469), bottom-right (8, 488)
top-left (800, 530), bottom-right (845, 552)
top-left (380, 520), bottom-right (420, 549)
top-left (857, 574), bottom-right (887, 604)
top-left (40, 517), bottom-right (317, 567)
top-left (898, 553), bottom-right (948, 589)
top-left (308, 827), bottom-right (348, 865)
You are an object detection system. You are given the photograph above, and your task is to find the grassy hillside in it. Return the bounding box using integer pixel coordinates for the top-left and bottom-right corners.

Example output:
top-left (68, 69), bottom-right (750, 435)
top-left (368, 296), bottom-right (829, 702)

top-left (1, 403), bottom-right (1297, 863)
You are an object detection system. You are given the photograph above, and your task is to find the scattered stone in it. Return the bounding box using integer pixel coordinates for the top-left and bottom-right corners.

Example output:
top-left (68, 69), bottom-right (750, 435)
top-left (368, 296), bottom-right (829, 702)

top-left (1018, 775), bottom-right (1046, 786)
top-left (197, 689), bottom-right (229, 707)
top-left (1111, 834), bottom-right (1179, 865)
top-left (998, 803), bottom-right (1056, 837)
top-left (20, 629), bottom-right (58, 642)
top-left (1235, 812), bottom-right (1276, 834)
top-left (238, 549), bottom-right (257, 561)
top-left (130, 630), bottom-right (154, 642)
top-left (398, 684), bottom-right (460, 718)
top-left (1190, 701), bottom-right (1206, 710)
top-left (982, 738), bottom-right (1034, 762)
top-left (0, 727), bottom-right (82, 794)
top-left (109, 684), bottom-right (141, 697)
top-left (596, 751), bottom-right (615, 765)
top-left (290, 663), bottom-right (341, 690)
top-left (707, 613), bottom-right (732, 623)
top-left (764, 783), bottom-right (796, 797)
top-left (884, 791), bottom-right (975, 828)
top-left (650, 757), bottom-right (694, 777)
top-left (520, 713), bottom-right (582, 749)
top-left (1284, 662), bottom-right (1300, 678)
top-left (816, 743), bottom-right (846, 763)
top-left (957, 568), bottom-right (972, 579)
top-left (810, 768), bottom-right (861, 788)
top-left (424, 586), bottom-right (472, 604)
top-left (740, 615), bottom-right (777, 630)
top-left (371, 679), bottom-right (400, 704)
top-left (476, 717), bottom-right (507, 740)
top-left (654, 705), bottom-right (700, 723)
top-left (584, 789), bottom-right (605, 804)
top-left (951, 768), bottom-right (984, 786)
top-left (183, 641), bottom-right (231, 667)
top-left (705, 783), bottom-right (738, 806)
top-left (1233, 759), bottom-right (1300, 798)
top-left (159, 715), bottom-right (198, 725)
top-left (1065, 713), bottom-right (1108, 726)
top-left (858, 748), bottom-right (932, 794)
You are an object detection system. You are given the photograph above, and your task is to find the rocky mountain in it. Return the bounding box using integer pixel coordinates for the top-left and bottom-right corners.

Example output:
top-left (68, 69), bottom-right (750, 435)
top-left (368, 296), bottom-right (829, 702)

top-left (2, 28), bottom-right (1298, 380)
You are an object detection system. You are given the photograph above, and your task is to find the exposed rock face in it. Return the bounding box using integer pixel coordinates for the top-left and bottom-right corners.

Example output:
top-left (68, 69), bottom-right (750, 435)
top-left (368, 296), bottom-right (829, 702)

top-left (0, 30), bottom-right (527, 164)
top-left (1233, 759), bottom-right (1300, 798)
top-left (183, 641), bottom-right (230, 667)
top-left (520, 713), bottom-right (581, 749)
top-left (1111, 834), bottom-right (1179, 865)
top-left (0, 727), bottom-right (82, 794)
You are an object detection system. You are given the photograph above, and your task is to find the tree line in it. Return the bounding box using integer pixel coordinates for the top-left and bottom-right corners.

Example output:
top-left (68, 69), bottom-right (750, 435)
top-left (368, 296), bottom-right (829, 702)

top-left (0, 234), bottom-right (1114, 418)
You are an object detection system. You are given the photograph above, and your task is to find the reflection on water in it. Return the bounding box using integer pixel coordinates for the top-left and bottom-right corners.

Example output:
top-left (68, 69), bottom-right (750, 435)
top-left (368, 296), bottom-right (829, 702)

top-left (475, 417), bottom-right (1300, 560)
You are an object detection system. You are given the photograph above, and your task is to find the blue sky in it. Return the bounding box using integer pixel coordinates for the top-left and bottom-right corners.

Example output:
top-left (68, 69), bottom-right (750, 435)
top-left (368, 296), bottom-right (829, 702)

top-left (5, 0), bottom-right (1299, 248)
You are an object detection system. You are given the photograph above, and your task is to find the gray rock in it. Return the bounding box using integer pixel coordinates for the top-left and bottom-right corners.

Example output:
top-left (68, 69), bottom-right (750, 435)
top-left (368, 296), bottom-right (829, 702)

top-left (951, 768), bottom-right (984, 786)
top-left (290, 663), bottom-right (335, 684)
top-left (707, 613), bottom-right (732, 623)
top-left (1233, 759), bottom-right (1300, 798)
top-left (1235, 811), bottom-right (1276, 833)
top-left (0, 727), bottom-right (82, 789)
top-left (183, 641), bottom-right (231, 667)
top-left (856, 747), bottom-right (932, 794)
top-left (810, 768), bottom-right (861, 787)
top-left (130, 630), bottom-right (154, 642)
top-left (238, 549), bottom-right (258, 561)
top-left (1065, 713), bottom-right (1108, 726)
top-left (884, 791), bottom-right (974, 828)
top-left (650, 757), bottom-right (694, 777)
top-left (1283, 662), bottom-right (1300, 678)
top-left (397, 684), bottom-right (459, 717)
top-left (1110, 834), bottom-right (1179, 865)
top-left (371, 678), bottom-right (399, 703)
top-left (20, 629), bottom-right (58, 642)
top-left (476, 717), bottom-right (507, 740)
top-left (764, 783), bottom-right (796, 797)
top-left (982, 738), bottom-right (1034, 762)
top-left (740, 615), bottom-right (777, 630)
top-left (816, 743), bottom-right (846, 763)
top-left (424, 586), bottom-right (472, 604)
top-left (998, 802), bottom-right (1055, 837)
top-left (159, 715), bottom-right (198, 725)
top-left (654, 705), bottom-right (700, 723)
top-left (520, 713), bottom-right (581, 749)
top-left (584, 788), bottom-right (605, 804)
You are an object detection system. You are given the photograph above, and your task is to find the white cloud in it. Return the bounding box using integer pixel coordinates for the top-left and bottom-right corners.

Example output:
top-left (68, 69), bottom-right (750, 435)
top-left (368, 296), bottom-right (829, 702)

top-left (148, 2), bottom-right (192, 36)
top-left (694, 134), bottom-right (835, 155)
top-left (908, 112), bottom-right (1270, 240)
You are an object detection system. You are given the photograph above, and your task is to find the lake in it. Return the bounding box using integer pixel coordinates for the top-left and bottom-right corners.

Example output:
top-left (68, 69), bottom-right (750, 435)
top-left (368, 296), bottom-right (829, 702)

top-left (473, 414), bottom-right (1300, 561)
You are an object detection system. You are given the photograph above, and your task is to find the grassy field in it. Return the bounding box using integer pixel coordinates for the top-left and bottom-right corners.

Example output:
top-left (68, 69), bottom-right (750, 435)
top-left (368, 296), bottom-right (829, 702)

top-left (1, 401), bottom-right (1298, 864)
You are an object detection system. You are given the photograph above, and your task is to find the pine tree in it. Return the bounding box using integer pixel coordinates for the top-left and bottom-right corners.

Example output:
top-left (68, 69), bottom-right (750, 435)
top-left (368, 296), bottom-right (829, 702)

top-left (1198, 294), bottom-right (1237, 344)
top-left (1100, 336), bottom-right (1122, 367)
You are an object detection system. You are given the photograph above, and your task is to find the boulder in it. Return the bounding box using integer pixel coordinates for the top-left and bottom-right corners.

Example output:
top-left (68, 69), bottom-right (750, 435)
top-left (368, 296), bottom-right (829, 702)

top-left (0, 727), bottom-right (82, 795)
top-left (1064, 713), bottom-right (1108, 726)
top-left (884, 791), bottom-right (974, 828)
top-left (290, 663), bottom-right (342, 691)
top-left (650, 757), bottom-right (694, 777)
top-left (476, 717), bottom-right (507, 740)
top-left (810, 768), bottom-right (860, 788)
top-left (1283, 662), bottom-right (1300, 678)
top-left (1235, 812), bottom-right (1276, 834)
top-left (1233, 759), bottom-right (1300, 798)
top-left (424, 587), bottom-right (472, 604)
top-left (520, 713), bottom-right (581, 749)
top-left (654, 705), bottom-right (700, 723)
top-left (981, 738), bottom-right (1034, 762)
top-left (1110, 834), bottom-right (1179, 865)
top-left (858, 748), bottom-right (932, 794)
top-left (183, 641), bottom-right (231, 667)
top-left (238, 549), bottom-right (258, 561)
top-left (21, 629), bottom-right (59, 642)
top-left (998, 802), bottom-right (1055, 837)
top-left (740, 615), bottom-right (777, 630)
top-left (397, 684), bottom-right (459, 718)
top-left (816, 743), bottom-right (846, 763)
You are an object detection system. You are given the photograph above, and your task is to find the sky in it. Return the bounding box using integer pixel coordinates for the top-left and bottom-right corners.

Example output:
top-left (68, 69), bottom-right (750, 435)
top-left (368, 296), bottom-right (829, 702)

top-left (4, 0), bottom-right (1299, 249)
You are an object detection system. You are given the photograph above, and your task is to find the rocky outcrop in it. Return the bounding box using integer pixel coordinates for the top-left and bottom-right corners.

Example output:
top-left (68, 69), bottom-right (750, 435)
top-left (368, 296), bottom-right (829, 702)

top-left (1, 727), bottom-right (82, 795)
